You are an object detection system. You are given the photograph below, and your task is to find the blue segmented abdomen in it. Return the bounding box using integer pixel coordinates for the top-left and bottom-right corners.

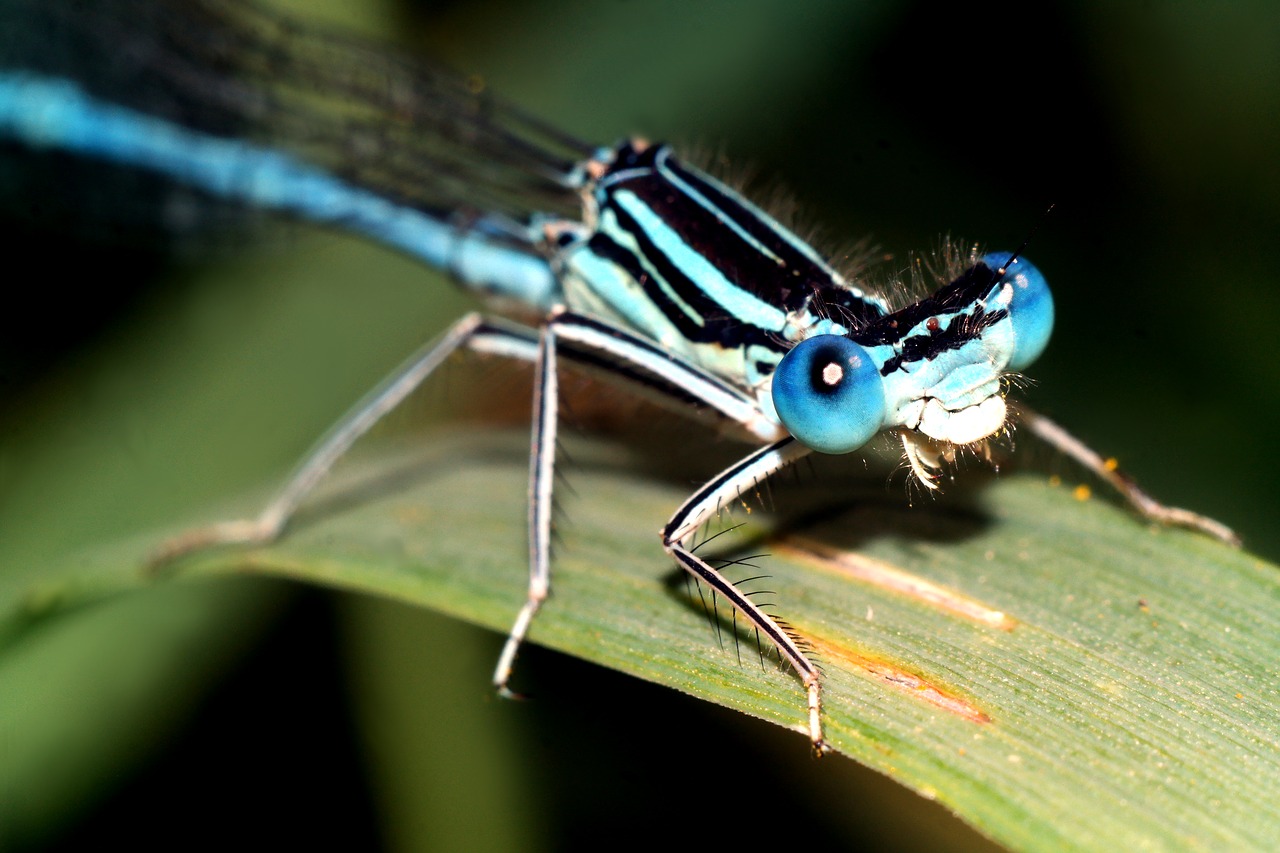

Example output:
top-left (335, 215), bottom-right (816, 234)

top-left (0, 73), bottom-right (564, 309)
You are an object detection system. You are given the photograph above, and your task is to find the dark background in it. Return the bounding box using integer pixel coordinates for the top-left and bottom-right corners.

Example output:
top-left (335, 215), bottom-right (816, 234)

top-left (3, 1), bottom-right (1277, 849)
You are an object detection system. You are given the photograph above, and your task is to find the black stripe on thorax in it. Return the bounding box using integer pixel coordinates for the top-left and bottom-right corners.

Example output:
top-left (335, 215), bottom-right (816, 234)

top-left (585, 216), bottom-right (786, 355)
top-left (598, 142), bottom-right (868, 323)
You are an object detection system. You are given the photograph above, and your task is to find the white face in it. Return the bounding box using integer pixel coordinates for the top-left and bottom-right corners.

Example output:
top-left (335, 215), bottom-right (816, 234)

top-left (878, 316), bottom-right (1014, 444)
top-left (917, 394), bottom-right (1008, 445)
top-left (866, 278), bottom-right (1019, 487)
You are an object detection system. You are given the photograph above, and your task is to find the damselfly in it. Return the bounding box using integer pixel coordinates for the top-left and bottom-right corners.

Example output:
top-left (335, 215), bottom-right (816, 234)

top-left (0, 0), bottom-right (1237, 751)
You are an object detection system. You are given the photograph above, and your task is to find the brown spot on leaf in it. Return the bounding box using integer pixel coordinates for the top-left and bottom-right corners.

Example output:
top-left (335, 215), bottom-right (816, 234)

top-left (803, 634), bottom-right (992, 724)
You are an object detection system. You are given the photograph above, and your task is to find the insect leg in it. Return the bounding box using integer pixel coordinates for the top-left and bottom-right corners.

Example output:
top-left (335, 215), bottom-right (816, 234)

top-left (662, 438), bottom-right (825, 750)
top-left (530, 311), bottom-right (826, 749)
top-left (1018, 408), bottom-right (1239, 546)
top-left (492, 309), bottom-right (787, 694)
top-left (151, 312), bottom-right (541, 562)
top-left (492, 321), bottom-right (556, 697)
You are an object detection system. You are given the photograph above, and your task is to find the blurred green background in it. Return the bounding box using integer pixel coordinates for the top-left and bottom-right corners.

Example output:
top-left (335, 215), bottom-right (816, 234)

top-left (1, 0), bottom-right (1277, 849)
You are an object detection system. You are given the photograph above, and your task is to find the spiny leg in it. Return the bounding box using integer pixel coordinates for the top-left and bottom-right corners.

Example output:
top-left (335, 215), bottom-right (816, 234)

top-left (153, 303), bottom-right (814, 733)
top-left (1018, 408), bottom-right (1240, 546)
top-left (490, 311), bottom-right (833, 742)
top-left (490, 309), bottom-right (784, 691)
top-left (150, 312), bottom-right (540, 564)
top-left (663, 437), bottom-right (828, 751)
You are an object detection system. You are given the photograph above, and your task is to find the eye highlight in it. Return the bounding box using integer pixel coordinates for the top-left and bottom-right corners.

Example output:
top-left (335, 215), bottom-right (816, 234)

top-left (983, 252), bottom-right (1054, 371)
top-left (771, 334), bottom-right (887, 454)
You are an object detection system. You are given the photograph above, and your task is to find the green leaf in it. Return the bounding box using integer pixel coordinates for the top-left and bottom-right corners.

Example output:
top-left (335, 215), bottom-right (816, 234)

top-left (14, 425), bottom-right (1280, 851)
top-left (4, 3), bottom-right (1278, 847)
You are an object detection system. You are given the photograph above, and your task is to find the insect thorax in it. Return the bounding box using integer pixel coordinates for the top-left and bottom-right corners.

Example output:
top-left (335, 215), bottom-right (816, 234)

top-left (550, 141), bottom-right (880, 394)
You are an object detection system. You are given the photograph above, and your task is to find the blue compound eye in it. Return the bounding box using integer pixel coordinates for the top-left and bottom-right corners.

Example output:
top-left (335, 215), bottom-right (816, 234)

top-left (771, 334), bottom-right (886, 454)
top-left (983, 252), bottom-right (1054, 372)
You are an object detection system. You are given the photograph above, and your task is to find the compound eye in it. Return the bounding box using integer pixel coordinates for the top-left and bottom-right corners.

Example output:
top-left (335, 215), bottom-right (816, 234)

top-left (771, 335), bottom-right (886, 454)
top-left (983, 252), bottom-right (1054, 371)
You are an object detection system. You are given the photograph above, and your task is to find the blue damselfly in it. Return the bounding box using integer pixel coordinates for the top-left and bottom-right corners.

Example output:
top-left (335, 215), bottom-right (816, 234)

top-left (0, 0), bottom-right (1237, 751)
